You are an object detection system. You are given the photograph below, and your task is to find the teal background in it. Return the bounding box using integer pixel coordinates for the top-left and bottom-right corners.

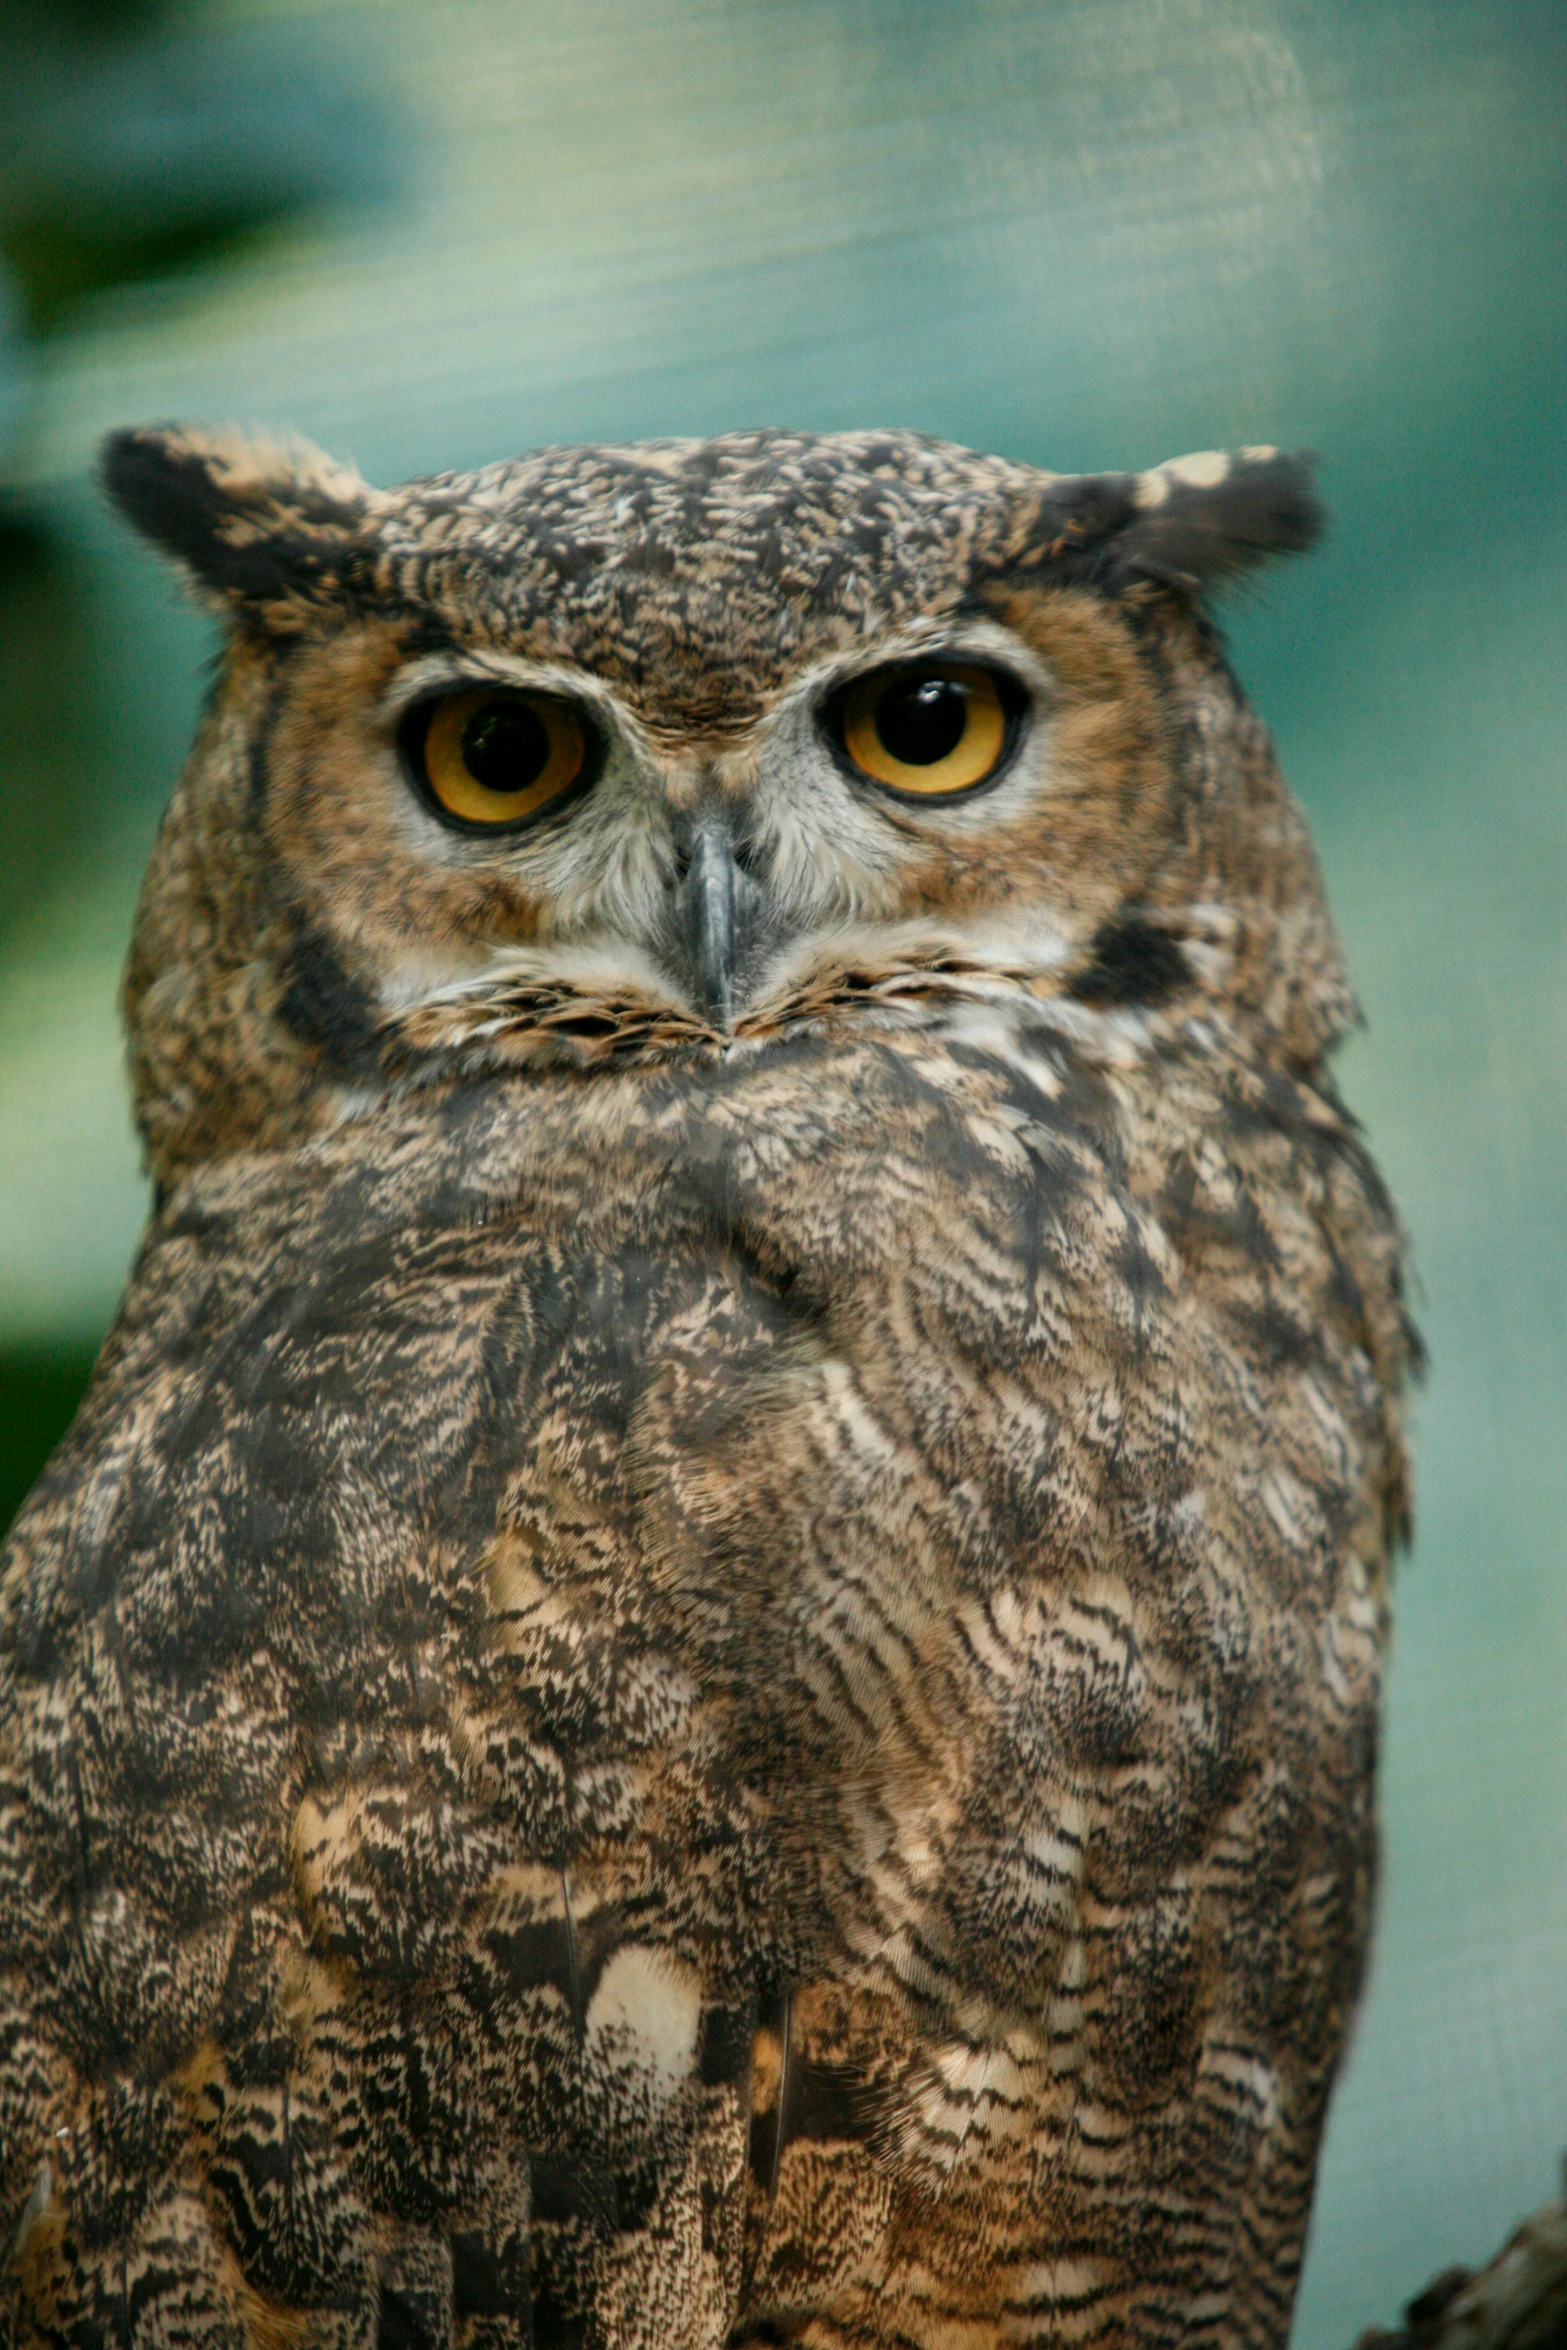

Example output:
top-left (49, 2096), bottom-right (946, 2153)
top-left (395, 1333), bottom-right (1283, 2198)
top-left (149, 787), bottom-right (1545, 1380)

top-left (1, 3), bottom-right (1563, 2338)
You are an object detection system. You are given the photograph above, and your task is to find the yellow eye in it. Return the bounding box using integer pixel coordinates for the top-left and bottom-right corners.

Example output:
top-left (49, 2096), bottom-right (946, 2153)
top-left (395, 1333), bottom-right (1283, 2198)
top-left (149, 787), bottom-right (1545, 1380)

top-left (410, 688), bottom-right (590, 830)
top-left (839, 663), bottom-right (1011, 797)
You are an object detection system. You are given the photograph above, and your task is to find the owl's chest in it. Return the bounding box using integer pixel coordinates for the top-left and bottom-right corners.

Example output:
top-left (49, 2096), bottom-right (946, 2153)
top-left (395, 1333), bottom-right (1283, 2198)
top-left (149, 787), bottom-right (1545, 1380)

top-left (0, 1035), bottom-right (1402, 2350)
top-left (91, 1036), bottom-right (1393, 2008)
top-left (460, 1040), bottom-right (1390, 1970)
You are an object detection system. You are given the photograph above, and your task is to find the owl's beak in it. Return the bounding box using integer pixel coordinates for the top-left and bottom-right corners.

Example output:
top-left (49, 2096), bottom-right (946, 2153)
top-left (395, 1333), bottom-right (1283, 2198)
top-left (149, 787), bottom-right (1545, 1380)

top-left (670, 820), bottom-right (765, 1028)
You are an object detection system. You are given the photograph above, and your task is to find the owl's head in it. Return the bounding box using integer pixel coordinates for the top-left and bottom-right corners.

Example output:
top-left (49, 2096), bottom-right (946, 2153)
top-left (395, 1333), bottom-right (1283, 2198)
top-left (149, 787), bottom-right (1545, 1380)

top-left (105, 424), bottom-right (1343, 1190)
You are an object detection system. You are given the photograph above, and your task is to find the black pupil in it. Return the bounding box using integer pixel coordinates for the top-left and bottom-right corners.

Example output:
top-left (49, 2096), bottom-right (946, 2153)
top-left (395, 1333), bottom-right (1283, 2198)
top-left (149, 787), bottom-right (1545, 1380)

top-left (876, 674), bottom-right (970, 766)
top-left (460, 698), bottom-right (551, 795)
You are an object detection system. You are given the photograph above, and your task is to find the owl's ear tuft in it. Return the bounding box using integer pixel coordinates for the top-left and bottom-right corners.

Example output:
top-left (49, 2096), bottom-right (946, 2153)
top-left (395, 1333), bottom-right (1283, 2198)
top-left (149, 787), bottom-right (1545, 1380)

top-left (1011, 448), bottom-right (1325, 601)
top-left (101, 424), bottom-right (377, 627)
top-left (1106, 448), bottom-right (1324, 594)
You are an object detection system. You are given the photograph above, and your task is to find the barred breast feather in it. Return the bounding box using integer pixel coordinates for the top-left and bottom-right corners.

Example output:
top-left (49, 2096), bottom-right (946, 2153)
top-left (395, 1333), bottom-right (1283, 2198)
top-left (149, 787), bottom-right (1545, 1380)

top-left (1, 1003), bottom-right (1407, 2349)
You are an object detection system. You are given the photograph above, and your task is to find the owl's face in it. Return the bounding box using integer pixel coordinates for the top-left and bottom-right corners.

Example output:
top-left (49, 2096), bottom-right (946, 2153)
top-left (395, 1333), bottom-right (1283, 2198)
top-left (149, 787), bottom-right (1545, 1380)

top-left (250, 594), bottom-right (1158, 1033)
top-left (106, 427), bottom-right (1341, 1184)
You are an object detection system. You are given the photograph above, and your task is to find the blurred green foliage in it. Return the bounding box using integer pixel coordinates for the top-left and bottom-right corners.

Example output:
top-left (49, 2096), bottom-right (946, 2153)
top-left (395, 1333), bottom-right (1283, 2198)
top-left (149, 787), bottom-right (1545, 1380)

top-left (0, 1342), bottom-right (97, 1532)
top-left (0, 0), bottom-right (396, 346)
top-left (0, 0), bottom-right (400, 1526)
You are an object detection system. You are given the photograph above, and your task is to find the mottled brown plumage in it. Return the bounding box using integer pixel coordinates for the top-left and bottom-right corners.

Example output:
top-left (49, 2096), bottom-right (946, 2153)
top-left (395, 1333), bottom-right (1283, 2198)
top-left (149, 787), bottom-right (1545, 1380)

top-left (0, 426), bottom-right (1413, 2350)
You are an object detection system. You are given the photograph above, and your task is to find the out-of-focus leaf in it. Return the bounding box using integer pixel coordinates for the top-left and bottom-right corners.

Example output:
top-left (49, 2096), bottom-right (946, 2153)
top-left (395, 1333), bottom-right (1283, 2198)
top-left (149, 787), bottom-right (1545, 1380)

top-left (0, 262), bottom-right (32, 464)
top-left (0, 21), bottom-right (404, 331)
top-left (0, 517), bottom-right (81, 901)
top-left (4, 0), bottom-right (170, 34)
top-left (0, 1340), bottom-right (99, 1539)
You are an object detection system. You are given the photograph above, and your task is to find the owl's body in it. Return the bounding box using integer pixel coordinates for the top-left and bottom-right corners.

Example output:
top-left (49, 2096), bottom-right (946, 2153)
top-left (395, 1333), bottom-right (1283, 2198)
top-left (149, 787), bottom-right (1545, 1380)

top-left (0, 430), bottom-right (1411, 2350)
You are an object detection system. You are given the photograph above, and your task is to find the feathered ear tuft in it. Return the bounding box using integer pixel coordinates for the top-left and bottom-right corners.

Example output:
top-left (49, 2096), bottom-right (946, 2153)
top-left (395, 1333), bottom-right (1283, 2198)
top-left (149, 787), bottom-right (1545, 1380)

top-left (101, 424), bottom-right (378, 627)
top-left (1106, 447), bottom-right (1324, 594)
top-left (1008, 447), bottom-right (1324, 601)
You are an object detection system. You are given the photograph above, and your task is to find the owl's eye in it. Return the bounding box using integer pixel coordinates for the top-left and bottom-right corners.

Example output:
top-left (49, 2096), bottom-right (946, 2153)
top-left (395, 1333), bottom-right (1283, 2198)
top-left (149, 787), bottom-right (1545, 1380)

top-left (404, 687), bottom-right (593, 831)
top-left (837, 663), bottom-right (1015, 798)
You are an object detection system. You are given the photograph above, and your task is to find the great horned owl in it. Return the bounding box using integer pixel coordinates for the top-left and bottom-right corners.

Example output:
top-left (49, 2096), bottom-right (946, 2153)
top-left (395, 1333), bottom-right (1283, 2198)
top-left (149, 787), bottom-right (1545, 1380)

top-left (0, 426), bottom-right (1413, 2350)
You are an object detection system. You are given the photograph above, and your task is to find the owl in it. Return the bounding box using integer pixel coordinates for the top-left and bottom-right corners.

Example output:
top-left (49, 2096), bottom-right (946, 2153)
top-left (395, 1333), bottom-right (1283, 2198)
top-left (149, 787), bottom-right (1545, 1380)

top-left (0, 424), bottom-right (1413, 2350)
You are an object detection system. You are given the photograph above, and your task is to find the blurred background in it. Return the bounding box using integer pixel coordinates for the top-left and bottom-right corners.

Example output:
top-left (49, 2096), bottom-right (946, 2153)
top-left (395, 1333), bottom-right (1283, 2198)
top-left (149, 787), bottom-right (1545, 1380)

top-left (0, 0), bottom-right (1562, 2336)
